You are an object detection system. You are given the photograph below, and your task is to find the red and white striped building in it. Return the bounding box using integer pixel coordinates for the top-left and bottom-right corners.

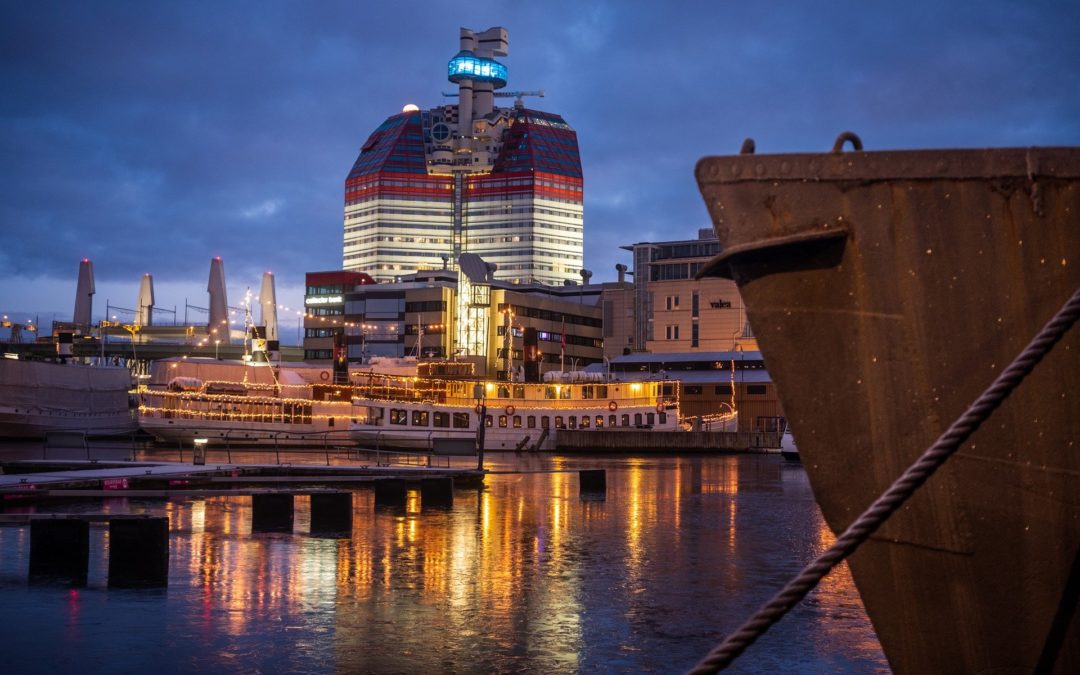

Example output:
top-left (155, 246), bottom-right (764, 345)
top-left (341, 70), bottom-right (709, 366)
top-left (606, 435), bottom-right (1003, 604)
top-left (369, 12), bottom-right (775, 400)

top-left (342, 27), bottom-right (584, 287)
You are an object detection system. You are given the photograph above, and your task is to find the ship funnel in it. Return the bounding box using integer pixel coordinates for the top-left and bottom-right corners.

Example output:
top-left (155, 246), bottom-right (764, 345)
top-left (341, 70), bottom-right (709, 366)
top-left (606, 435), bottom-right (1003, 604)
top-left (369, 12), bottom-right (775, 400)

top-left (616, 263), bottom-right (628, 284)
top-left (207, 257), bottom-right (229, 341)
top-left (73, 259), bottom-right (95, 332)
top-left (136, 273), bottom-right (155, 327)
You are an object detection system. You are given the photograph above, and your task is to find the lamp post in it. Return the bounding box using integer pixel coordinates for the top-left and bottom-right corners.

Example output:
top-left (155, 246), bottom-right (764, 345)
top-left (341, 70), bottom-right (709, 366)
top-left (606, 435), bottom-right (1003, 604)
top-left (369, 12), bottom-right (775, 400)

top-left (215, 339), bottom-right (221, 360)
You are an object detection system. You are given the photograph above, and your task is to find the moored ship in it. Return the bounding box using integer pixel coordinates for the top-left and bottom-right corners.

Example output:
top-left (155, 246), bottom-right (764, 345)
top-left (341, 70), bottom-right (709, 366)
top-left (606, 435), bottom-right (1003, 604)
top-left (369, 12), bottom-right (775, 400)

top-left (138, 357), bottom-right (683, 450)
top-left (0, 356), bottom-right (137, 438)
top-left (696, 139), bottom-right (1079, 672)
top-left (349, 369), bottom-right (681, 451)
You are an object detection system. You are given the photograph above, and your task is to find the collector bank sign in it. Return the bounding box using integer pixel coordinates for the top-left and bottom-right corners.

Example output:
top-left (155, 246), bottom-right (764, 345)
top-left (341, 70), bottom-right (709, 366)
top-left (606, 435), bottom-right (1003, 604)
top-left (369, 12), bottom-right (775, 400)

top-left (304, 295), bottom-right (344, 305)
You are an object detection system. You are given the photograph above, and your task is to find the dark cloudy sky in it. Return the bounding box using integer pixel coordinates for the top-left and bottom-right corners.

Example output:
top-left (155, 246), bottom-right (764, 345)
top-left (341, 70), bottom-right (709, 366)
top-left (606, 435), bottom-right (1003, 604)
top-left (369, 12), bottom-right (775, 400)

top-left (2, 0), bottom-right (1078, 331)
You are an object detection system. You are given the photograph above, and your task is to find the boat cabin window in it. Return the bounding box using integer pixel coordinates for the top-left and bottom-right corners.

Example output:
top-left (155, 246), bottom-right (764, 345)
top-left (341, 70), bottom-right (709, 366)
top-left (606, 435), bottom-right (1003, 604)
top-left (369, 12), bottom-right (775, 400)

top-left (659, 412), bottom-right (667, 424)
top-left (485, 415), bottom-right (493, 428)
top-left (513, 385), bottom-right (525, 398)
top-left (580, 416), bottom-right (590, 429)
top-left (609, 414), bottom-right (617, 427)
top-left (662, 384), bottom-right (675, 396)
top-left (545, 386), bottom-right (557, 400)
top-left (433, 412), bottom-right (450, 428)
top-left (595, 415), bottom-right (604, 428)
top-left (582, 386), bottom-right (594, 399)
top-left (596, 385), bottom-right (608, 399)
top-left (498, 415), bottom-right (508, 428)
top-left (560, 387), bottom-right (572, 400)
top-left (497, 385), bottom-right (510, 399)
top-left (748, 385), bottom-right (767, 395)
top-left (368, 407), bottom-right (384, 424)
top-left (527, 415), bottom-right (536, 429)
top-left (554, 416), bottom-right (564, 429)
top-left (684, 386), bottom-right (702, 395)
top-left (412, 410), bottom-right (429, 427)
top-left (390, 409), bottom-right (408, 425)
top-left (452, 412), bottom-right (470, 429)
top-left (513, 415), bottom-right (522, 429)
top-left (568, 416), bottom-right (577, 430)
top-left (621, 414), bottom-right (630, 427)
top-left (541, 416), bottom-right (550, 429)
top-left (647, 413), bottom-right (655, 425)
top-left (634, 413), bottom-right (643, 426)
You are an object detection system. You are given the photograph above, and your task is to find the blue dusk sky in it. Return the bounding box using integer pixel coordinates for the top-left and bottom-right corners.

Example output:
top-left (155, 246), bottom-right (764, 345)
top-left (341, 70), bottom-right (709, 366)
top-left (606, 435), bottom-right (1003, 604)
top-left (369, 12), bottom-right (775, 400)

top-left (1, 0), bottom-right (1077, 330)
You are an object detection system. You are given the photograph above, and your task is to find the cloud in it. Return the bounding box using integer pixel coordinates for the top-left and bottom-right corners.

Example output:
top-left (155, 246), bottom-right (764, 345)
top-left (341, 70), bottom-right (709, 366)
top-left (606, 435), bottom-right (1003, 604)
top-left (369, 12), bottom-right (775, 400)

top-left (241, 199), bottom-right (285, 220)
top-left (1, 0), bottom-right (1077, 322)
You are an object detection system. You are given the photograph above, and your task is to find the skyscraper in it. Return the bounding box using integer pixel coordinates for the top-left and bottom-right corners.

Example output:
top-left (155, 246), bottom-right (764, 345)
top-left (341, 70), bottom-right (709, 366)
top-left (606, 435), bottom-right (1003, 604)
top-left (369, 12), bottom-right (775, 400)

top-left (343, 27), bottom-right (584, 286)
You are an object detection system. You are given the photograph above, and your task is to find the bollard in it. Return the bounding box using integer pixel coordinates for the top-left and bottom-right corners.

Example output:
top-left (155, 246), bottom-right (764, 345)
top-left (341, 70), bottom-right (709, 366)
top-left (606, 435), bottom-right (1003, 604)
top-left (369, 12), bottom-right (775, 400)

top-left (30, 518), bottom-right (89, 584)
top-left (421, 477), bottom-right (454, 510)
top-left (373, 478), bottom-right (407, 509)
top-left (310, 491), bottom-right (353, 534)
top-left (252, 493), bottom-right (295, 533)
top-left (108, 517), bottom-right (169, 588)
top-left (579, 469), bottom-right (607, 497)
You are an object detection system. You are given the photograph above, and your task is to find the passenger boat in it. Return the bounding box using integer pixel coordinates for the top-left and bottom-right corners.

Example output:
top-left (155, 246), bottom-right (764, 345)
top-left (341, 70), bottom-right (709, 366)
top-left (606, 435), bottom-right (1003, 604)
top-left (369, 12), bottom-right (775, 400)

top-left (696, 139), bottom-right (1079, 673)
top-left (348, 369), bottom-right (681, 451)
top-left (137, 357), bottom-right (361, 446)
top-left (0, 356), bottom-right (137, 438)
top-left (138, 357), bottom-right (682, 450)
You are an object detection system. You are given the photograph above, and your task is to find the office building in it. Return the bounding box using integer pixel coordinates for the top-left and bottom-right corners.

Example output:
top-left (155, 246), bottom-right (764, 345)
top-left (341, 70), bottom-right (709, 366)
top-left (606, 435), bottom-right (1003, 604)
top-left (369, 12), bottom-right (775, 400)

top-left (343, 27), bottom-right (584, 286)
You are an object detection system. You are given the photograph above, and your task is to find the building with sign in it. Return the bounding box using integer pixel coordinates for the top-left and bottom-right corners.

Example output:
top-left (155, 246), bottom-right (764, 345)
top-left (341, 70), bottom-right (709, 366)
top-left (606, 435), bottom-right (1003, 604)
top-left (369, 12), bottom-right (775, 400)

top-left (621, 229), bottom-right (757, 353)
top-left (303, 265), bottom-right (602, 379)
top-left (342, 26), bottom-right (584, 287)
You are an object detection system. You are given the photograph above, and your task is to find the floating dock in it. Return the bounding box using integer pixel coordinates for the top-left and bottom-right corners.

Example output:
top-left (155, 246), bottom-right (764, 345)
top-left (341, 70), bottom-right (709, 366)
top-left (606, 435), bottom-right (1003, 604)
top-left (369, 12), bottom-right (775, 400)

top-left (0, 458), bottom-right (486, 500)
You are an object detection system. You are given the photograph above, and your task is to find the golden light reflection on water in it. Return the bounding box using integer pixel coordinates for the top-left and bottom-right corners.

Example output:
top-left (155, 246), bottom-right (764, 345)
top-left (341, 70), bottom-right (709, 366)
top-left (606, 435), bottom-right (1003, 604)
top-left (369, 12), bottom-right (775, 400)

top-left (0, 454), bottom-right (886, 672)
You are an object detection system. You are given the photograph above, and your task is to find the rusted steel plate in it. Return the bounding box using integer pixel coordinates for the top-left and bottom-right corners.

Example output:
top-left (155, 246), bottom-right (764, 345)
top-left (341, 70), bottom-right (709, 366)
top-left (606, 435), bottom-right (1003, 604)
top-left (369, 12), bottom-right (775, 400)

top-left (697, 138), bottom-right (1080, 673)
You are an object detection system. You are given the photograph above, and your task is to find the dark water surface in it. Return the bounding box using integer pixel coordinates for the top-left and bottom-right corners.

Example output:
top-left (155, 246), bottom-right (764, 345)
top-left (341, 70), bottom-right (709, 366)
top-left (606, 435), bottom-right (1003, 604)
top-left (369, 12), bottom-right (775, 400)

top-left (0, 449), bottom-right (888, 673)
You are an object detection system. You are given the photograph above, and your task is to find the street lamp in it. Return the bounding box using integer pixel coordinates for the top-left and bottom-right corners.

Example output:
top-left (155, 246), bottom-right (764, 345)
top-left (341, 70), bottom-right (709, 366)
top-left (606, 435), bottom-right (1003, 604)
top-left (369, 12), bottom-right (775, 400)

top-left (215, 339), bottom-right (221, 359)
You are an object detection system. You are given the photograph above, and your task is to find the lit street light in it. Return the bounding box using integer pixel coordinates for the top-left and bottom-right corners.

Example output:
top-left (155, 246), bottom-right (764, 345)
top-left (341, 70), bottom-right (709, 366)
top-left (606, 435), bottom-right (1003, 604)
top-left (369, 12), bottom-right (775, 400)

top-left (215, 339), bottom-right (221, 359)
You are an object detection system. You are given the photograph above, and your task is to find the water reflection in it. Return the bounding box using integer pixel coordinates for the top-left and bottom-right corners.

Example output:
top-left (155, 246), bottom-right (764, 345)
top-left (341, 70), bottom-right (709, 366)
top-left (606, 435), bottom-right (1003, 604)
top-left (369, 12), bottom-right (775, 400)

top-left (0, 452), bottom-right (887, 673)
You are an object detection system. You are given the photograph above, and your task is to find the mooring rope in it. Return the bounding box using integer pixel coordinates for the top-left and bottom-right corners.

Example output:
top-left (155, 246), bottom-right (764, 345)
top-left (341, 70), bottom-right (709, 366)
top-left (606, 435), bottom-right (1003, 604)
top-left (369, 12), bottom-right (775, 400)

top-left (688, 285), bottom-right (1080, 674)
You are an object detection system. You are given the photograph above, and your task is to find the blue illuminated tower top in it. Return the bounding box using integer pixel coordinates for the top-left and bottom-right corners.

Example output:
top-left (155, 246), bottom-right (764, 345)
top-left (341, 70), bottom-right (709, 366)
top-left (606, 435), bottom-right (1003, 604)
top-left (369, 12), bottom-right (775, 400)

top-left (447, 53), bottom-right (507, 89)
top-left (449, 27), bottom-right (509, 128)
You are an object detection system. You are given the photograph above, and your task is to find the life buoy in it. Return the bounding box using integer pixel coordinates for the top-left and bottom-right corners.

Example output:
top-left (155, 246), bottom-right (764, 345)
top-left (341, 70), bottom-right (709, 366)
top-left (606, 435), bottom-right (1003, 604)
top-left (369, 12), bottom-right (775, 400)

top-left (505, 405), bottom-right (516, 416)
top-left (656, 402), bottom-right (665, 413)
top-left (319, 371), bottom-right (330, 381)
top-left (608, 401), bottom-right (618, 412)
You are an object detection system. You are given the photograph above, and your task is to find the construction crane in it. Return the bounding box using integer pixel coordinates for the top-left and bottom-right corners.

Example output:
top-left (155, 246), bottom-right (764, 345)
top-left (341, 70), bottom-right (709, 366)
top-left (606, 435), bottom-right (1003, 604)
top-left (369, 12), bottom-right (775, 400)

top-left (442, 90), bottom-right (545, 106)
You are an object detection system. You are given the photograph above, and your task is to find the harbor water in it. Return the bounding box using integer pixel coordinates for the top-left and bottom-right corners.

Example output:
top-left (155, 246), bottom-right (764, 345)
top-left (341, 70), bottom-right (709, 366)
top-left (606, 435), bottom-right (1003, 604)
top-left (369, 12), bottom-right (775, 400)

top-left (0, 449), bottom-right (888, 673)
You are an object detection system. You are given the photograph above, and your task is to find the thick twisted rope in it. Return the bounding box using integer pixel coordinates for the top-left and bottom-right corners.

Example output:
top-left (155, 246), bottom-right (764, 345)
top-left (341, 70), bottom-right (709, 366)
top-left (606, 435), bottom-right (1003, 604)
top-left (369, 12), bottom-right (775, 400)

top-left (689, 285), bottom-right (1080, 674)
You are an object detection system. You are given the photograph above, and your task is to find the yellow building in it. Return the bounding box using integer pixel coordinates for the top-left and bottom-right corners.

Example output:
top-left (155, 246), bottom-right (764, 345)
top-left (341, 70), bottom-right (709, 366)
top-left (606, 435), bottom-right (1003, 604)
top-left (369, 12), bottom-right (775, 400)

top-left (621, 229), bottom-right (757, 353)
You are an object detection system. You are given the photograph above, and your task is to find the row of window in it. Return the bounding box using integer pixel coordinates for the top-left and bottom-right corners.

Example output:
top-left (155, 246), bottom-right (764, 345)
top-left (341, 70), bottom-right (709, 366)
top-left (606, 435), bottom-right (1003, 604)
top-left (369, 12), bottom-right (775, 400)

top-left (380, 407), bottom-right (666, 430)
top-left (682, 384), bottom-right (767, 395)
